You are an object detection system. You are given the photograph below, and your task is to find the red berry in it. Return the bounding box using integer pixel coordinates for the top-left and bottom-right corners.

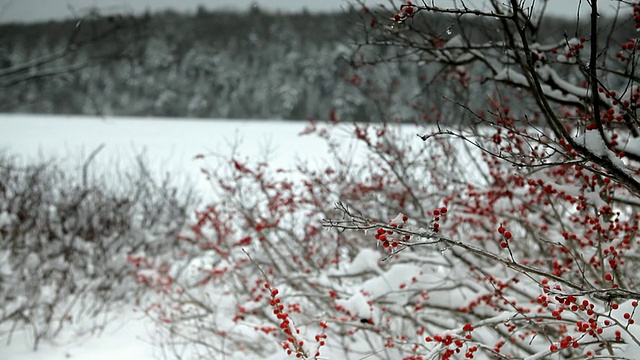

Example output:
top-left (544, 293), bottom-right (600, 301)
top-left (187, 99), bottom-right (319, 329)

top-left (504, 231), bottom-right (512, 239)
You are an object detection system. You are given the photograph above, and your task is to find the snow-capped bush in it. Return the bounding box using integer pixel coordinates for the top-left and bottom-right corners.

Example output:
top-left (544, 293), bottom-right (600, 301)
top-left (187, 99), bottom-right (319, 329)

top-left (0, 154), bottom-right (195, 349)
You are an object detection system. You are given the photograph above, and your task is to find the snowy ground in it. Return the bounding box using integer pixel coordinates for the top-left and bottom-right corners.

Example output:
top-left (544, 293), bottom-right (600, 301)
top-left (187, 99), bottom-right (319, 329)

top-left (2, 306), bottom-right (157, 360)
top-left (0, 114), bottom-right (343, 360)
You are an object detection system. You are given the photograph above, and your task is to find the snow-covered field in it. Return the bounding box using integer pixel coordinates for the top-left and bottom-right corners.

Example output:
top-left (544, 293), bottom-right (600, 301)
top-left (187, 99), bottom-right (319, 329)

top-left (0, 114), bottom-right (342, 360)
top-left (0, 115), bottom-right (337, 198)
top-left (2, 307), bottom-right (157, 360)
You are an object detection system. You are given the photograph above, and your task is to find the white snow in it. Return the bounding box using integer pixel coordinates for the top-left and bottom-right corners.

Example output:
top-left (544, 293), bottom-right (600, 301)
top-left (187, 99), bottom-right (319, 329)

top-left (435, 34), bottom-right (481, 64)
top-left (335, 292), bottom-right (373, 320)
top-left (343, 248), bottom-right (382, 275)
top-left (576, 130), bottom-right (628, 171)
top-left (1, 306), bottom-right (158, 360)
top-left (494, 66), bottom-right (585, 104)
top-left (579, 130), bottom-right (607, 156)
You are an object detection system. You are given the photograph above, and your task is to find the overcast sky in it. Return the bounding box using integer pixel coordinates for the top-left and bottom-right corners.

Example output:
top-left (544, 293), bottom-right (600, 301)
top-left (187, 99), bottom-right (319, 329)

top-left (0, 0), bottom-right (631, 24)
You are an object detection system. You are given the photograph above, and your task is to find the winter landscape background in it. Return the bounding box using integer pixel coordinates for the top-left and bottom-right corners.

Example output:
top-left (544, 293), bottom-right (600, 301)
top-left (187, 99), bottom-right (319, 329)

top-left (3, 0), bottom-right (640, 359)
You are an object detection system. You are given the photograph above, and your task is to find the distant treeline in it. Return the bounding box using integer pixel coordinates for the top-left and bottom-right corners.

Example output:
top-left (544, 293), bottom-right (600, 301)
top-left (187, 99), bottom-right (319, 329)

top-left (0, 7), bottom-right (635, 121)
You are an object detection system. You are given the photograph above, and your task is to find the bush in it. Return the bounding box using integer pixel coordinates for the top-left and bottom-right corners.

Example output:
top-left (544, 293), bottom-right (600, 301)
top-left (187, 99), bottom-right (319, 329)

top-left (0, 151), bottom-right (195, 349)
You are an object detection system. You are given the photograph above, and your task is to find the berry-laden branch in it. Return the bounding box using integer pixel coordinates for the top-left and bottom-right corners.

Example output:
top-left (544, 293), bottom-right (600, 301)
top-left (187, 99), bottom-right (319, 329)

top-left (133, 1), bottom-right (640, 359)
top-left (242, 249), bottom-right (329, 359)
top-left (323, 203), bottom-right (640, 303)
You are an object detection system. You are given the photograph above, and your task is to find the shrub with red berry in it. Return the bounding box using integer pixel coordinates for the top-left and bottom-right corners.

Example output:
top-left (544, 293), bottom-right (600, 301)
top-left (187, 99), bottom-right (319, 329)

top-left (136, 1), bottom-right (640, 359)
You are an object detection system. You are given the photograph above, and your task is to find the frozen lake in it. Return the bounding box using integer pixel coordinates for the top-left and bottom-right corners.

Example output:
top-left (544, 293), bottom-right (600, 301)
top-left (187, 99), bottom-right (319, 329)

top-left (0, 114), bottom-right (341, 202)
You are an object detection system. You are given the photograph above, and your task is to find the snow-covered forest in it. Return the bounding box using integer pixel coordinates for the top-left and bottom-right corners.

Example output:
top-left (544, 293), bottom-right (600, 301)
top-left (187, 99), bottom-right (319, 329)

top-left (4, 1), bottom-right (640, 359)
top-left (1, 5), bottom-right (635, 121)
